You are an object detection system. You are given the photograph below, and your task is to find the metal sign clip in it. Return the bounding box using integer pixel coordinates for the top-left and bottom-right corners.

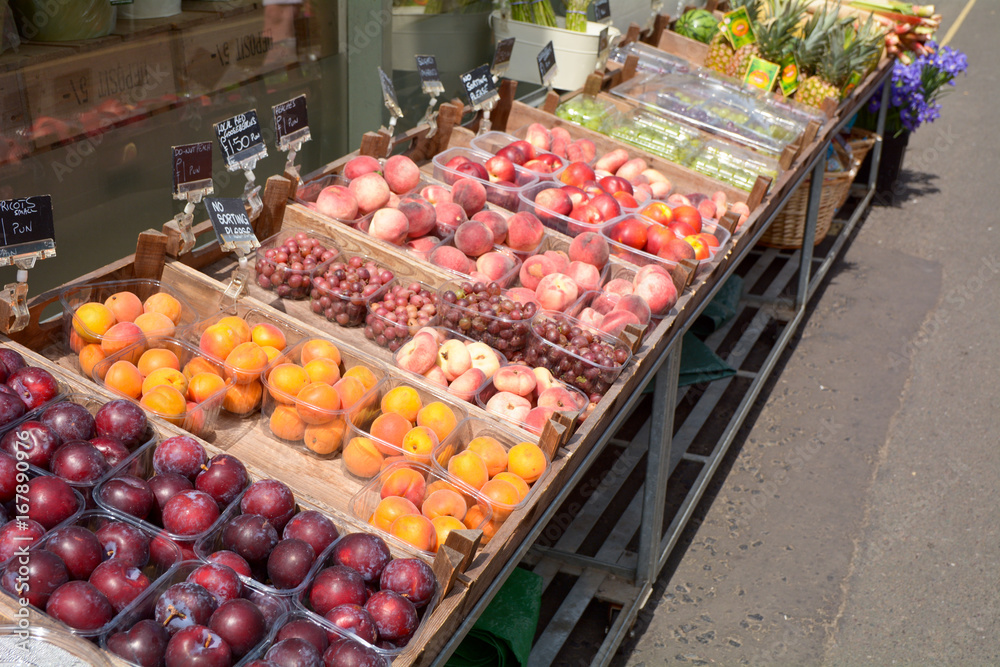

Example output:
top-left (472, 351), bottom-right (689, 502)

top-left (0, 260), bottom-right (35, 334)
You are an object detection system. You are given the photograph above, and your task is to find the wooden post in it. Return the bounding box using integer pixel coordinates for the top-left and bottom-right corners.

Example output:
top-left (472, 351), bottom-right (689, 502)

top-left (747, 175), bottom-right (772, 212)
top-left (542, 90), bottom-right (561, 114)
top-left (671, 259), bottom-right (697, 295)
top-left (719, 210), bottom-right (740, 235)
top-left (132, 230), bottom-right (167, 282)
top-left (643, 14), bottom-right (671, 46)
top-left (491, 79), bottom-right (518, 134)
top-left (583, 71), bottom-right (604, 97)
top-left (432, 529), bottom-right (483, 595)
top-left (620, 324), bottom-right (646, 354)
top-left (622, 22), bottom-right (641, 46)
top-left (445, 529), bottom-right (482, 572)
top-left (539, 419), bottom-right (568, 460)
top-left (820, 96), bottom-right (839, 118)
top-left (622, 54), bottom-right (639, 83)
top-left (801, 120), bottom-right (821, 148)
top-left (359, 131), bottom-right (390, 158)
top-left (779, 143), bottom-right (797, 170)
top-left (253, 176), bottom-right (291, 242)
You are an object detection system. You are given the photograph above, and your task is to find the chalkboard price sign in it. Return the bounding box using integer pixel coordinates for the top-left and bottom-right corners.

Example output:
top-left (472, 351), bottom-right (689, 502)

top-left (492, 37), bottom-right (515, 78)
top-left (0, 196), bottom-right (56, 265)
top-left (415, 55), bottom-right (445, 96)
top-left (460, 64), bottom-right (499, 110)
top-left (214, 110), bottom-right (267, 168)
top-left (205, 197), bottom-right (258, 250)
top-left (172, 142), bottom-right (214, 196)
top-left (594, 0), bottom-right (611, 22)
top-left (273, 95), bottom-right (310, 150)
top-left (537, 41), bottom-right (558, 86)
top-left (379, 67), bottom-right (403, 118)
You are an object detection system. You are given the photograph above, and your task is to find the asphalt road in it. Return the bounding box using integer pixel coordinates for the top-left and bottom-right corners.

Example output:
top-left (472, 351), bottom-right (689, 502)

top-left (617, 1), bottom-right (1000, 664)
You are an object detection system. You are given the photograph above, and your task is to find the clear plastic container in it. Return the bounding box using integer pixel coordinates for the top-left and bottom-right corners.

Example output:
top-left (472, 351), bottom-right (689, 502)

top-left (295, 525), bottom-right (441, 658)
top-left (59, 278), bottom-right (201, 372)
top-left (93, 441), bottom-right (245, 558)
top-left (688, 138), bottom-right (781, 193)
top-left (363, 280), bottom-right (441, 352)
top-left (517, 180), bottom-right (609, 237)
top-left (309, 255), bottom-right (397, 328)
top-left (99, 560), bottom-right (290, 665)
top-left (91, 337), bottom-right (234, 438)
top-left (342, 378), bottom-right (469, 480)
top-left (601, 214), bottom-right (684, 273)
top-left (254, 229), bottom-right (342, 300)
top-left (187, 306), bottom-right (309, 399)
top-left (607, 41), bottom-right (692, 76)
top-left (436, 280), bottom-right (538, 355)
top-left (294, 172), bottom-right (366, 228)
top-left (391, 326), bottom-right (508, 403)
top-left (0, 625), bottom-right (116, 665)
top-left (604, 107), bottom-right (707, 166)
top-left (21, 393), bottom-right (159, 501)
top-left (553, 94), bottom-right (620, 132)
top-left (193, 491), bottom-right (343, 598)
top-left (475, 373), bottom-right (589, 437)
top-left (566, 289), bottom-right (660, 342)
top-left (259, 336), bottom-right (386, 459)
top-left (349, 460), bottom-right (492, 559)
top-left (470, 130), bottom-right (568, 177)
top-left (0, 511), bottom-right (175, 639)
top-left (519, 310), bottom-right (633, 400)
top-left (240, 608), bottom-right (390, 666)
top-left (430, 418), bottom-right (551, 522)
top-left (432, 147), bottom-right (538, 212)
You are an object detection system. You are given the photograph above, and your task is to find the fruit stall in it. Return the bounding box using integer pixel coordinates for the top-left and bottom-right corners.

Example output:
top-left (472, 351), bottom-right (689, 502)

top-left (0, 0), bottom-right (925, 664)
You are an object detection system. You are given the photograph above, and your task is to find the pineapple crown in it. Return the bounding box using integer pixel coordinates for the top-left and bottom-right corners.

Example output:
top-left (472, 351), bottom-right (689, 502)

top-left (815, 18), bottom-right (883, 89)
top-left (755, 0), bottom-right (811, 62)
top-left (795, 2), bottom-right (857, 74)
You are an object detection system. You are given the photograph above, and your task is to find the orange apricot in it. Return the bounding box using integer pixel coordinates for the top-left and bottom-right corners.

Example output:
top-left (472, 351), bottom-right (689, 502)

top-left (467, 436), bottom-right (508, 478)
top-left (269, 404), bottom-right (306, 441)
top-left (295, 382), bottom-right (341, 424)
top-left (140, 385), bottom-right (188, 421)
top-left (104, 360), bottom-right (143, 399)
top-left (300, 338), bottom-right (341, 365)
top-left (259, 345), bottom-right (285, 365)
top-left (507, 442), bottom-right (547, 484)
top-left (101, 322), bottom-right (145, 361)
top-left (199, 323), bottom-right (241, 361)
top-left (415, 401), bottom-right (459, 443)
top-left (133, 312), bottom-right (176, 339)
top-left (430, 516), bottom-right (465, 553)
top-left (447, 450), bottom-right (489, 491)
top-left (480, 479), bottom-right (520, 522)
top-left (224, 342), bottom-right (269, 384)
top-left (303, 418), bottom-right (346, 456)
top-left (369, 412), bottom-right (411, 455)
top-left (492, 472), bottom-right (530, 502)
top-left (379, 467), bottom-right (426, 507)
top-left (421, 489), bottom-right (467, 522)
top-left (303, 358), bottom-right (341, 385)
top-left (463, 505), bottom-right (496, 543)
top-left (380, 386), bottom-right (422, 423)
top-left (69, 329), bottom-right (86, 354)
top-left (267, 363), bottom-right (310, 403)
top-left (389, 514), bottom-right (436, 553)
top-left (250, 322), bottom-right (286, 350)
top-left (141, 367), bottom-right (188, 398)
top-left (143, 292), bottom-right (183, 325)
top-left (343, 365), bottom-right (378, 392)
top-left (79, 344), bottom-right (107, 380)
top-left (104, 291), bottom-right (143, 323)
top-left (137, 348), bottom-right (181, 377)
top-left (187, 372), bottom-right (228, 404)
top-left (342, 437), bottom-right (384, 478)
top-left (222, 380), bottom-right (262, 415)
top-left (401, 426), bottom-right (439, 463)
top-left (182, 356), bottom-right (220, 380)
top-left (332, 376), bottom-right (366, 410)
top-left (371, 497), bottom-right (419, 532)
top-left (216, 316), bottom-right (251, 344)
top-left (73, 302), bottom-right (116, 343)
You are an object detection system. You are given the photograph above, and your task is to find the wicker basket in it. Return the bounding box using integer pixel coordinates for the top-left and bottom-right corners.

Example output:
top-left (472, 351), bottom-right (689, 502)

top-left (835, 127), bottom-right (880, 208)
top-left (758, 144), bottom-right (856, 250)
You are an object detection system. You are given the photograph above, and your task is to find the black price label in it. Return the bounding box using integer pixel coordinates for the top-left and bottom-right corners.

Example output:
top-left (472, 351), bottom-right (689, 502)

top-left (460, 64), bottom-right (498, 109)
top-left (172, 143), bottom-right (213, 195)
top-left (415, 55), bottom-right (440, 85)
top-left (0, 196), bottom-right (56, 262)
top-left (492, 37), bottom-right (515, 77)
top-left (379, 67), bottom-right (402, 117)
top-left (214, 110), bottom-right (267, 167)
top-left (594, 0), bottom-right (611, 21)
top-left (205, 198), bottom-right (257, 248)
top-left (273, 95), bottom-right (309, 147)
top-left (537, 41), bottom-right (557, 86)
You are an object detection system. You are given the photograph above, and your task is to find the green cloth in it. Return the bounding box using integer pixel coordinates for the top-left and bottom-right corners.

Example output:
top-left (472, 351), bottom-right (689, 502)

top-left (447, 567), bottom-right (543, 667)
top-left (677, 331), bottom-right (736, 387)
top-left (689, 275), bottom-right (744, 338)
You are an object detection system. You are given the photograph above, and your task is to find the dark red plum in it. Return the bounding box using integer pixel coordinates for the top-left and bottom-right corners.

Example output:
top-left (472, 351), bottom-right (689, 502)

top-left (331, 534), bottom-right (391, 584)
top-left (45, 580), bottom-right (114, 631)
top-left (44, 525), bottom-right (103, 580)
top-left (148, 472), bottom-right (193, 523)
top-left (88, 559), bottom-right (150, 612)
top-left (240, 479), bottom-right (296, 533)
top-left (0, 451), bottom-right (16, 503)
top-left (0, 519), bottom-right (46, 562)
top-left (206, 550), bottom-right (252, 577)
top-left (267, 538), bottom-right (316, 590)
top-left (150, 531), bottom-right (184, 569)
top-left (283, 511), bottom-right (339, 557)
top-left (0, 348), bottom-right (26, 376)
top-left (39, 400), bottom-right (95, 442)
top-left (153, 435), bottom-right (207, 480)
top-left (26, 475), bottom-right (79, 529)
top-left (209, 598), bottom-right (267, 658)
top-left (162, 489), bottom-right (220, 537)
top-left (308, 565), bottom-right (367, 616)
top-left (96, 520), bottom-right (150, 567)
top-left (0, 392), bottom-right (26, 429)
top-left (265, 637), bottom-right (323, 667)
top-left (155, 581), bottom-right (218, 634)
top-left (100, 476), bottom-right (155, 520)
top-left (50, 440), bottom-right (110, 483)
top-left (89, 436), bottom-right (130, 468)
top-left (1, 548), bottom-right (68, 608)
top-left (379, 558), bottom-right (436, 609)
top-left (164, 624), bottom-right (231, 667)
top-left (7, 367), bottom-right (60, 410)
top-left (221, 513), bottom-right (278, 563)
top-left (94, 399), bottom-right (149, 448)
top-left (0, 421), bottom-right (58, 468)
top-left (187, 562), bottom-right (242, 604)
top-left (364, 591), bottom-right (418, 646)
top-left (276, 619), bottom-right (329, 655)
top-left (106, 619), bottom-right (170, 667)
top-left (195, 453), bottom-right (249, 507)
top-left (324, 604), bottom-right (378, 645)
top-left (322, 638), bottom-right (385, 667)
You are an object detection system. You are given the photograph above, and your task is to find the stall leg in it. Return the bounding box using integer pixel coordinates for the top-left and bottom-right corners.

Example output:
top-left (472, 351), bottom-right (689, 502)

top-left (868, 81), bottom-right (893, 192)
top-left (795, 156), bottom-right (825, 310)
top-left (636, 342), bottom-right (682, 583)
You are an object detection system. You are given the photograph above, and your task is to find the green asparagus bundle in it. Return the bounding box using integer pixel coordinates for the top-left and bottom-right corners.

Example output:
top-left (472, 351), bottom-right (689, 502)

top-left (564, 0), bottom-right (593, 31)
top-left (531, 0), bottom-right (558, 26)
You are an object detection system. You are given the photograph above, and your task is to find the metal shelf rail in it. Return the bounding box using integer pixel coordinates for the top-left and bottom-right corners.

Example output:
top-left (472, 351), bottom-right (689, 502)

top-left (430, 67), bottom-right (894, 667)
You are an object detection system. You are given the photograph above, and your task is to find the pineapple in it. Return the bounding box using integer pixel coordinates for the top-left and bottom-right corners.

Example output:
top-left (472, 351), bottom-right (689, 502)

top-left (726, 0), bottom-right (810, 80)
top-left (797, 17), bottom-right (884, 108)
top-left (705, 0), bottom-right (762, 74)
top-left (794, 2), bottom-right (855, 77)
